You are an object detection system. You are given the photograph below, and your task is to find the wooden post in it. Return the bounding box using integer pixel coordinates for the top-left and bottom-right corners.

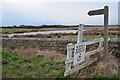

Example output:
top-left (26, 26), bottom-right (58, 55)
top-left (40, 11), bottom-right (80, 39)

top-left (104, 6), bottom-right (109, 56)
top-left (77, 24), bottom-right (84, 43)
top-left (64, 43), bottom-right (73, 76)
top-left (88, 6), bottom-right (109, 57)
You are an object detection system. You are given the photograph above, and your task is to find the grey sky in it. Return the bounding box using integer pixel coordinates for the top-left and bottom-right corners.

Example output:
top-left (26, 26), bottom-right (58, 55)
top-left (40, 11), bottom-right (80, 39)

top-left (1, 0), bottom-right (119, 26)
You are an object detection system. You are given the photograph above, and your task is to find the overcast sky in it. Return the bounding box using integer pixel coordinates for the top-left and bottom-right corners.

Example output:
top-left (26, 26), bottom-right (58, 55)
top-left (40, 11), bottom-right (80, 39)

top-left (1, 0), bottom-right (119, 26)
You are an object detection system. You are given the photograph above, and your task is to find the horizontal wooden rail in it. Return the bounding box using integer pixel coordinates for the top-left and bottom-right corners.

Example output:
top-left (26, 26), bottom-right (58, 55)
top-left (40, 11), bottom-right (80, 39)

top-left (65, 58), bottom-right (98, 76)
top-left (64, 38), bottom-right (110, 76)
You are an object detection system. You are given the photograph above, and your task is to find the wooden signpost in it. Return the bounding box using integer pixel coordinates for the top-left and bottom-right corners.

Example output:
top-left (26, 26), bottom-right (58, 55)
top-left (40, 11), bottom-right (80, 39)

top-left (88, 6), bottom-right (109, 56)
top-left (64, 6), bottom-right (109, 76)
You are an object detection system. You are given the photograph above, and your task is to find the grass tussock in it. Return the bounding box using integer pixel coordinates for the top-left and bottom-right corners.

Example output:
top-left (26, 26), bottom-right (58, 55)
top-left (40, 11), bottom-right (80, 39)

top-left (2, 49), bottom-right (65, 78)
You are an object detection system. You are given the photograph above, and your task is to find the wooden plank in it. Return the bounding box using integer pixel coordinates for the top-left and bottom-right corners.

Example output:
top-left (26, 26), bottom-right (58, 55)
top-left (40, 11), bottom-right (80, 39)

top-left (73, 43), bottom-right (86, 65)
top-left (83, 38), bottom-right (110, 46)
top-left (83, 38), bottom-right (104, 45)
top-left (88, 9), bottom-right (104, 16)
top-left (64, 58), bottom-right (98, 76)
top-left (86, 47), bottom-right (104, 57)
top-left (66, 47), bottom-right (103, 63)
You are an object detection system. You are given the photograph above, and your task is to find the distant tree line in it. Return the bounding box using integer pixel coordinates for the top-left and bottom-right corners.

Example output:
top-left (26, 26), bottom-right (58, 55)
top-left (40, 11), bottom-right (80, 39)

top-left (1, 24), bottom-right (119, 28)
top-left (2, 25), bottom-right (78, 28)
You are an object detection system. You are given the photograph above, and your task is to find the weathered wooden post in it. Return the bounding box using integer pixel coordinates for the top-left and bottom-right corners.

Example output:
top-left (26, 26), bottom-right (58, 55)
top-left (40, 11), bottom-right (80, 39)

top-left (88, 6), bottom-right (109, 56)
top-left (77, 24), bottom-right (84, 43)
top-left (104, 6), bottom-right (109, 55)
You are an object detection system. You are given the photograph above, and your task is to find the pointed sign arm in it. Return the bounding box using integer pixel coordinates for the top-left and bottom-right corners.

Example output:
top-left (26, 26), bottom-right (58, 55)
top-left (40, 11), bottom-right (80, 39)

top-left (88, 9), bottom-right (104, 16)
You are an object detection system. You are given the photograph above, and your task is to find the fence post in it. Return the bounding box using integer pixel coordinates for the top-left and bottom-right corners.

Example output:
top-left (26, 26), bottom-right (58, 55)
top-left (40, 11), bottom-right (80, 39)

top-left (104, 6), bottom-right (109, 57)
top-left (65, 43), bottom-right (73, 76)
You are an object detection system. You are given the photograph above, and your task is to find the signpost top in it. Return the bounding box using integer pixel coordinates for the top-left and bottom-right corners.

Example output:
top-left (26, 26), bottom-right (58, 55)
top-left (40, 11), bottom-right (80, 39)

top-left (88, 6), bottom-right (108, 16)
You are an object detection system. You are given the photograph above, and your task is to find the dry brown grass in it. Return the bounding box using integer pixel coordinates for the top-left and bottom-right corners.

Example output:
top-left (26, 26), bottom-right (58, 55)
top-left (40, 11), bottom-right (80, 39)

top-left (96, 53), bottom-right (118, 75)
top-left (13, 47), bottom-right (65, 62)
top-left (36, 50), bottom-right (65, 61)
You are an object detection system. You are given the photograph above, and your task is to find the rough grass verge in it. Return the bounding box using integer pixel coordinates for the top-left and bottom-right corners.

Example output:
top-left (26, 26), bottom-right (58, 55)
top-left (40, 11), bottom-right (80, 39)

top-left (2, 49), bottom-right (65, 78)
top-left (2, 48), bottom-right (119, 79)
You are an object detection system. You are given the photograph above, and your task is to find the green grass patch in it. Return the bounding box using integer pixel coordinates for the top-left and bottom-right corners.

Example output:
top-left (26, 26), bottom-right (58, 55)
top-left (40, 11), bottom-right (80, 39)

top-left (2, 49), bottom-right (65, 78)
top-left (92, 70), bottom-right (119, 79)
top-left (2, 49), bottom-right (119, 78)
